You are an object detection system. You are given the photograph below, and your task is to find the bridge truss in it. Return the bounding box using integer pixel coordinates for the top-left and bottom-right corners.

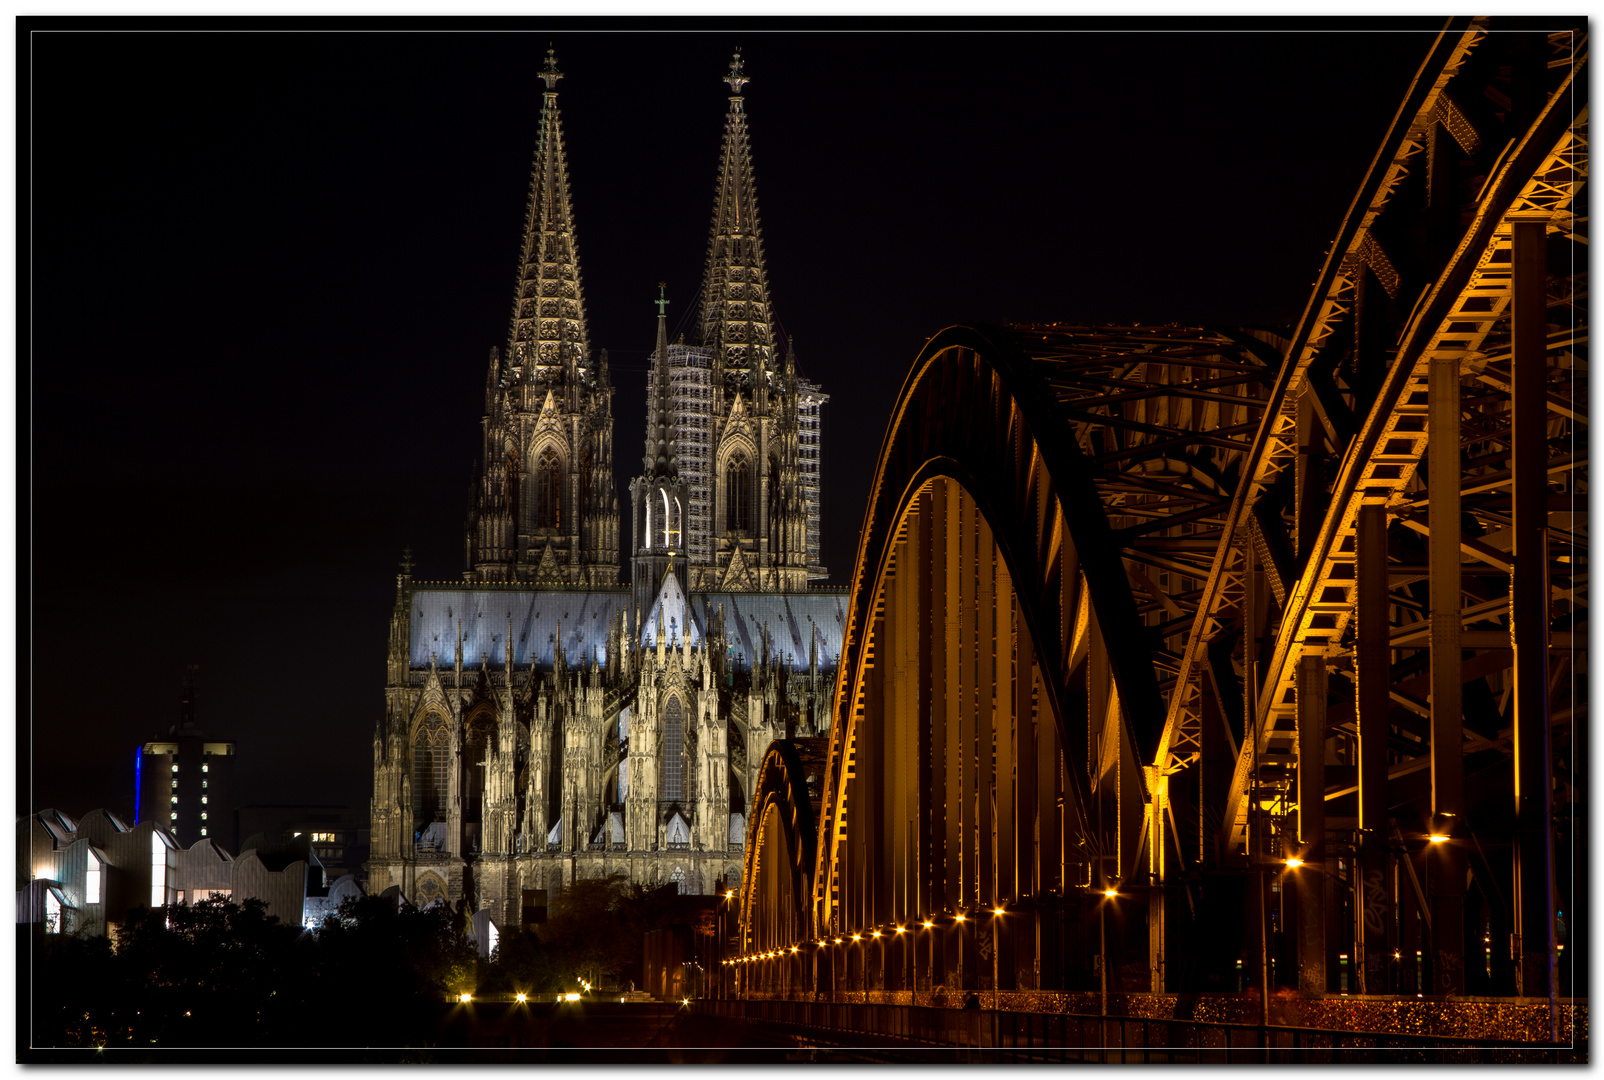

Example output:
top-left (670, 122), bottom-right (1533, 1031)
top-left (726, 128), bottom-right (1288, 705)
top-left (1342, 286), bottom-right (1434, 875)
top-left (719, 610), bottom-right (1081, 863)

top-left (735, 20), bottom-right (1586, 1028)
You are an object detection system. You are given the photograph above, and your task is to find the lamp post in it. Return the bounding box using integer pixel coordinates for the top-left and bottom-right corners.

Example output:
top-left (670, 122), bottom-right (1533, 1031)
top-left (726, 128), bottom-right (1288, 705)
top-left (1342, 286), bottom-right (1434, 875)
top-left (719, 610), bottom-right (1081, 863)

top-left (1099, 886), bottom-right (1117, 1033)
top-left (992, 904), bottom-right (1006, 1014)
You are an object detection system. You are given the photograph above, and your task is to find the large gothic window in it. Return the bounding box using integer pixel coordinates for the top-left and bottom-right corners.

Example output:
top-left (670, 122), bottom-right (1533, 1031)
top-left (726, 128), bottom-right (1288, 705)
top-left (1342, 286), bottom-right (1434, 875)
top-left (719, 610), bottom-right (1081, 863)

top-left (726, 453), bottom-right (751, 534)
top-left (412, 719), bottom-right (449, 831)
top-left (662, 697), bottom-right (685, 802)
top-left (535, 448), bottom-right (562, 529)
top-left (504, 446), bottom-right (520, 524)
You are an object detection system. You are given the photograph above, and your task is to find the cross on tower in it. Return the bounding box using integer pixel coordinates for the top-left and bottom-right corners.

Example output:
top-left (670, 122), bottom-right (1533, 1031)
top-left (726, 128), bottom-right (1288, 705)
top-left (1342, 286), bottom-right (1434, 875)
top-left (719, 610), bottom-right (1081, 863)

top-left (400, 547), bottom-right (415, 575)
top-left (540, 45), bottom-right (564, 91)
top-left (723, 48), bottom-right (749, 94)
top-left (655, 282), bottom-right (669, 317)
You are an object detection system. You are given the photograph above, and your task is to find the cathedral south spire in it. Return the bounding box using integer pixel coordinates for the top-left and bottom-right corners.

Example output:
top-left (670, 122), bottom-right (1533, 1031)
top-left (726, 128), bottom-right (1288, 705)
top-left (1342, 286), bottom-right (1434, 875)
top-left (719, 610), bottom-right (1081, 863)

top-left (698, 49), bottom-right (776, 379)
top-left (508, 46), bottom-right (591, 378)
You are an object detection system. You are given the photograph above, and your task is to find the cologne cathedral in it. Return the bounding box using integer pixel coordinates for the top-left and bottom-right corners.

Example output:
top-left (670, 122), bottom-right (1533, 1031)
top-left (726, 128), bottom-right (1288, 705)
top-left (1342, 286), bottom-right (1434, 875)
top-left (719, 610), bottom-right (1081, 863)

top-left (367, 49), bottom-right (841, 922)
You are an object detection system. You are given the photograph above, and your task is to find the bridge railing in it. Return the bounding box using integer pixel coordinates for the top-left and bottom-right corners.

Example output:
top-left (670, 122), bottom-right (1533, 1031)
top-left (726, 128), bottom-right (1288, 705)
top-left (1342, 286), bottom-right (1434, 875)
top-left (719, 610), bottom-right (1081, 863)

top-left (697, 999), bottom-right (1579, 1064)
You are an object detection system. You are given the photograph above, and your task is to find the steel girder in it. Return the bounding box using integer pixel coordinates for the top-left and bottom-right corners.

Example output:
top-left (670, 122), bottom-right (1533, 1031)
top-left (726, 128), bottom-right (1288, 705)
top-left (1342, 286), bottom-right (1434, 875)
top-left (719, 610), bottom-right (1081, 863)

top-left (737, 20), bottom-right (1585, 1010)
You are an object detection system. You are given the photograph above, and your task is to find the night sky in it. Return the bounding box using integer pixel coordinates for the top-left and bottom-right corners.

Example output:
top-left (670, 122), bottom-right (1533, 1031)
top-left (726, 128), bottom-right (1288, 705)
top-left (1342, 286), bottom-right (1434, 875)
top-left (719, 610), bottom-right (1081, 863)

top-left (25, 20), bottom-right (1447, 825)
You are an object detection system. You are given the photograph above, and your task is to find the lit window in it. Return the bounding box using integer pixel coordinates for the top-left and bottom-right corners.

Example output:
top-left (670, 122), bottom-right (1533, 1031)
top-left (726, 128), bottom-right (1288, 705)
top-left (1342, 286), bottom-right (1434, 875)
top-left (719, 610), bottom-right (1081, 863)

top-left (200, 828), bottom-right (207, 837)
top-left (202, 764), bottom-right (209, 773)
top-left (86, 850), bottom-right (102, 904)
top-left (202, 781), bottom-right (207, 789)
top-left (150, 833), bottom-right (168, 908)
top-left (170, 812), bottom-right (178, 820)
top-left (201, 797), bottom-right (207, 805)
top-left (171, 765), bottom-right (179, 773)
top-left (171, 779), bottom-right (178, 790)
top-left (201, 813), bottom-right (207, 821)
top-left (171, 796), bottom-right (178, 804)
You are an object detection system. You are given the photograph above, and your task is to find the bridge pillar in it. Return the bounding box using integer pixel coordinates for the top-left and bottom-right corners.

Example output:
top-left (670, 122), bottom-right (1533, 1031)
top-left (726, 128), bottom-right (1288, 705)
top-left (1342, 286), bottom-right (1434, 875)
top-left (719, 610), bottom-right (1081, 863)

top-left (1355, 502), bottom-right (1395, 993)
top-left (1296, 651), bottom-right (1328, 996)
top-left (1428, 346), bottom-right (1468, 996)
top-left (1510, 216), bottom-right (1557, 1029)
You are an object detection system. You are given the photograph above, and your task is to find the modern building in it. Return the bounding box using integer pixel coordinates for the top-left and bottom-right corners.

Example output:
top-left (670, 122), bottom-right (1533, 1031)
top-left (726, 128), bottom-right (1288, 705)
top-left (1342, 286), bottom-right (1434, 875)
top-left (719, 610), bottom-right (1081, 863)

top-left (18, 808), bottom-right (358, 937)
top-left (236, 804), bottom-right (370, 886)
top-left (136, 667), bottom-right (237, 852)
top-left (367, 48), bottom-right (842, 930)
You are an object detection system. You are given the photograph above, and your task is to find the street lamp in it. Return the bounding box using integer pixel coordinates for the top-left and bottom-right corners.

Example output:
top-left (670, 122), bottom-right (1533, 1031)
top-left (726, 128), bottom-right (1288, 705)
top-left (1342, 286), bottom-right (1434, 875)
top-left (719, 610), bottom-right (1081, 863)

top-left (1098, 885), bottom-right (1119, 1025)
top-left (991, 903), bottom-right (1007, 1018)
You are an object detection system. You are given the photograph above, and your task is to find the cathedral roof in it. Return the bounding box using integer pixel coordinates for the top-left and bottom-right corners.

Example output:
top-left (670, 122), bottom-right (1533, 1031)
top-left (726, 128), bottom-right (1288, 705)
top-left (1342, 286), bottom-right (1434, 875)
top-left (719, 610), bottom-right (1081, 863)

top-left (642, 566), bottom-right (695, 647)
top-left (506, 46), bottom-right (591, 377)
top-left (697, 49), bottom-right (777, 376)
top-left (689, 591), bottom-right (846, 673)
top-left (408, 587), bottom-right (628, 670)
top-left (405, 585), bottom-right (846, 674)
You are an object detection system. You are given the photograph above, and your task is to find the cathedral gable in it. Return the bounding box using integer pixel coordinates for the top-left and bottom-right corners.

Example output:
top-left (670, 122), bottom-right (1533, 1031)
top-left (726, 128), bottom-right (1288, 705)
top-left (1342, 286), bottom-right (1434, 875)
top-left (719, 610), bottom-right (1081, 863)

top-left (532, 540), bottom-right (565, 584)
top-left (717, 544), bottom-right (758, 592)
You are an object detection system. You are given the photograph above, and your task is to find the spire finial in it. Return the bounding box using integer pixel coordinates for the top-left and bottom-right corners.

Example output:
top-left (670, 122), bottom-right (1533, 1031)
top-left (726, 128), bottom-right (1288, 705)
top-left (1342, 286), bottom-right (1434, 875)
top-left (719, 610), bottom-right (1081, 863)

top-left (723, 48), bottom-right (749, 95)
top-left (654, 281), bottom-right (670, 319)
top-left (540, 45), bottom-right (564, 91)
top-left (400, 547), bottom-right (415, 576)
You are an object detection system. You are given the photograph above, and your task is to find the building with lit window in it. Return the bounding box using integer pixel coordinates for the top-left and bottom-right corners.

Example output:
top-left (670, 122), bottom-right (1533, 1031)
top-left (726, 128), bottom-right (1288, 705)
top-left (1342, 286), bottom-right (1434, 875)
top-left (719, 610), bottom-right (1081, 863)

top-left (136, 667), bottom-right (237, 853)
top-left (17, 808), bottom-right (357, 938)
top-left (237, 804), bottom-right (369, 884)
top-left (367, 49), bottom-right (841, 930)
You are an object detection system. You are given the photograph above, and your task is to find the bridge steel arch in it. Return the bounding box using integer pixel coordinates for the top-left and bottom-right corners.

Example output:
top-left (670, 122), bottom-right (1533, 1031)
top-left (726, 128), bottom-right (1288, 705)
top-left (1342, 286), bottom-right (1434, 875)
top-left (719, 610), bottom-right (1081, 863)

top-left (736, 20), bottom-right (1584, 1028)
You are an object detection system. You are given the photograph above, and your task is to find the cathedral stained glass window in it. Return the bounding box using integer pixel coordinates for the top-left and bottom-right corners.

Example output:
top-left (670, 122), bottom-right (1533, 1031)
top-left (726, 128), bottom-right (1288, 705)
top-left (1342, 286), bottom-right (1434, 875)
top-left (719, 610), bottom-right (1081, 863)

top-left (726, 453), bottom-right (751, 533)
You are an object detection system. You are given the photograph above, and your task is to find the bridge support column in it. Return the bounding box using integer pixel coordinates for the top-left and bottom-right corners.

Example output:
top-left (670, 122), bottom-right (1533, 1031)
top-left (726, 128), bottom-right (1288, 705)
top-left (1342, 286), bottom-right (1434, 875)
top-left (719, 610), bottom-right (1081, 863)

top-left (1296, 651), bottom-right (1328, 996)
top-left (1356, 502), bottom-right (1395, 994)
top-left (1510, 216), bottom-right (1557, 1032)
top-left (1428, 347), bottom-right (1467, 996)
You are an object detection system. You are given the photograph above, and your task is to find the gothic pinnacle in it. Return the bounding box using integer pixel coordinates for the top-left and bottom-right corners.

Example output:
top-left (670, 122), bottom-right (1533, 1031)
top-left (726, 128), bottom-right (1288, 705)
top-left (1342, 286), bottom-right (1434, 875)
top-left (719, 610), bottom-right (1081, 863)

top-left (648, 282), bottom-right (678, 478)
top-left (540, 44), bottom-right (563, 91)
top-left (700, 48), bottom-right (774, 380)
top-left (508, 45), bottom-right (590, 375)
top-left (723, 48), bottom-right (749, 97)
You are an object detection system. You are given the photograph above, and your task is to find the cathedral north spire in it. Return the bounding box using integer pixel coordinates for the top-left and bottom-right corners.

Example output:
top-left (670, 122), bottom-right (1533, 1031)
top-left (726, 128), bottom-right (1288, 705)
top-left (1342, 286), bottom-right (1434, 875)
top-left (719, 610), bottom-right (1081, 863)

top-left (698, 49), bottom-right (776, 378)
top-left (507, 45), bottom-right (591, 376)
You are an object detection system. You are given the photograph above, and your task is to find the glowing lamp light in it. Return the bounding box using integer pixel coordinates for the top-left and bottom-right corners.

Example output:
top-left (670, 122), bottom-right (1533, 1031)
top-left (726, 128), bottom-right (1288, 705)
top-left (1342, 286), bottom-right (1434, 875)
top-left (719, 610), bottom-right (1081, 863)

top-left (994, 907), bottom-right (1006, 916)
top-left (1285, 857), bottom-right (1305, 868)
top-left (726, 890), bottom-right (735, 899)
top-left (851, 933), bottom-right (862, 941)
top-left (872, 930), bottom-right (882, 938)
top-left (790, 946), bottom-right (799, 953)
top-left (895, 926), bottom-right (906, 934)
top-left (564, 992), bottom-right (581, 1002)
top-left (1428, 834), bottom-right (1450, 844)
top-left (459, 993), bottom-right (473, 1004)
top-left (516, 993), bottom-right (528, 1003)
top-left (954, 914), bottom-right (966, 923)
top-left (1103, 889), bottom-right (1118, 899)
top-left (834, 938), bottom-right (843, 944)
top-left (923, 920), bottom-right (934, 929)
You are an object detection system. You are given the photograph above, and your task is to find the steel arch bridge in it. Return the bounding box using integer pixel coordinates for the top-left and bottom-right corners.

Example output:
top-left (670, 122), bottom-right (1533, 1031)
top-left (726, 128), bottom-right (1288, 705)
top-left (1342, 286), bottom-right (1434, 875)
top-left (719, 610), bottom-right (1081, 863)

top-left (732, 20), bottom-right (1585, 1030)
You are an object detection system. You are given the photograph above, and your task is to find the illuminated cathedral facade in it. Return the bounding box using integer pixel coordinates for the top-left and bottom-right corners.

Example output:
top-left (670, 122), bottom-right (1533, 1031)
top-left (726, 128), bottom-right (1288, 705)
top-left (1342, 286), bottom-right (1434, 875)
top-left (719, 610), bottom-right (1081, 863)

top-left (366, 49), bottom-right (840, 921)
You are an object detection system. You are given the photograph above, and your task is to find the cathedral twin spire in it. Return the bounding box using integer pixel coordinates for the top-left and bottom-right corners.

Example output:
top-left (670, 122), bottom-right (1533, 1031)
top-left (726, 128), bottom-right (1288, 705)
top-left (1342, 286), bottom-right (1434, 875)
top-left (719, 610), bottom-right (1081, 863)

top-left (507, 47), bottom-right (591, 377)
top-left (698, 49), bottom-right (777, 377)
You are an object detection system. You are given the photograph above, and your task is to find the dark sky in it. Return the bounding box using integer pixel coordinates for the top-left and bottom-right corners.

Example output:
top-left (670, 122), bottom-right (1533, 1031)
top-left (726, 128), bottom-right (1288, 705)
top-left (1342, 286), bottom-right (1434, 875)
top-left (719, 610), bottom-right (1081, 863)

top-left (25, 20), bottom-right (1447, 823)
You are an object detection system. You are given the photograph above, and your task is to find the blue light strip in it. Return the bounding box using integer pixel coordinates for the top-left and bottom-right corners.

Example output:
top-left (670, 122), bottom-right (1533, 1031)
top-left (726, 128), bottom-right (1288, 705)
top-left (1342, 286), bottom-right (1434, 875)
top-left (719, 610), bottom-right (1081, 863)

top-left (133, 746), bottom-right (142, 825)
